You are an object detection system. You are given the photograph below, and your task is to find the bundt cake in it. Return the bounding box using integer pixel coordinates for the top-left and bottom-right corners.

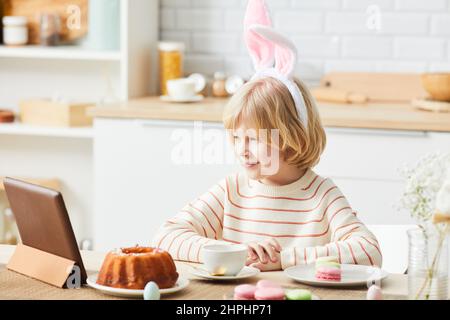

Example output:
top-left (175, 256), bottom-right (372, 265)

top-left (96, 246), bottom-right (179, 289)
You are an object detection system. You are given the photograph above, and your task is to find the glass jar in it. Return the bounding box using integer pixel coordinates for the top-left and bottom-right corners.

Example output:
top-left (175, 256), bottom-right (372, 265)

top-left (212, 71), bottom-right (229, 98)
top-left (2, 16), bottom-right (28, 46)
top-left (40, 13), bottom-right (61, 46)
top-left (158, 42), bottom-right (185, 96)
top-left (408, 227), bottom-right (448, 300)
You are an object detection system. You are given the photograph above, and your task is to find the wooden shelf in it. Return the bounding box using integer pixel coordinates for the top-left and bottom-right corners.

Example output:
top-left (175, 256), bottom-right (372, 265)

top-left (0, 123), bottom-right (93, 139)
top-left (0, 45), bottom-right (121, 61)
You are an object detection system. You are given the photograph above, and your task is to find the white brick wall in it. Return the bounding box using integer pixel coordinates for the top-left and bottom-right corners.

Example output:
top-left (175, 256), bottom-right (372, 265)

top-left (160, 0), bottom-right (450, 82)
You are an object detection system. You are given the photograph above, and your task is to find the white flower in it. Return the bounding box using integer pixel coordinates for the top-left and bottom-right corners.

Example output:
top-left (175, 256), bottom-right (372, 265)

top-left (398, 152), bottom-right (450, 225)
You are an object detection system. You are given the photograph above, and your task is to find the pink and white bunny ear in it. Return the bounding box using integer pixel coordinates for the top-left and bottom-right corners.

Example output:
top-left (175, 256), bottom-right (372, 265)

top-left (244, 0), bottom-right (307, 127)
top-left (249, 25), bottom-right (298, 78)
top-left (244, 0), bottom-right (274, 71)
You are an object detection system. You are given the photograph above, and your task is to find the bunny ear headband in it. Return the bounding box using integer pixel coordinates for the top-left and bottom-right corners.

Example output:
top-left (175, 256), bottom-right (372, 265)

top-left (244, 0), bottom-right (308, 127)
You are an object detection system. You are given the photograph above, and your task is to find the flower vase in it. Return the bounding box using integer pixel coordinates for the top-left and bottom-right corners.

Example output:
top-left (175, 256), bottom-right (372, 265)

top-left (408, 227), bottom-right (448, 300)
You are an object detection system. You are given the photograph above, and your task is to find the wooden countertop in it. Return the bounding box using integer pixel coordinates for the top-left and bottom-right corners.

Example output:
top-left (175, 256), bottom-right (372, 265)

top-left (0, 245), bottom-right (412, 300)
top-left (88, 97), bottom-right (450, 132)
top-left (89, 97), bottom-right (225, 123)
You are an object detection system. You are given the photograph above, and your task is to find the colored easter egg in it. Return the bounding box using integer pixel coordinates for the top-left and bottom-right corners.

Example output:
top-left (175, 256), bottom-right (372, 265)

top-left (144, 281), bottom-right (160, 300)
top-left (366, 285), bottom-right (383, 300)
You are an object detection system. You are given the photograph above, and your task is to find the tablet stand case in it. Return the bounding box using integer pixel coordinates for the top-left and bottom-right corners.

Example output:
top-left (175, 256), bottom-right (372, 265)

top-left (7, 243), bottom-right (76, 288)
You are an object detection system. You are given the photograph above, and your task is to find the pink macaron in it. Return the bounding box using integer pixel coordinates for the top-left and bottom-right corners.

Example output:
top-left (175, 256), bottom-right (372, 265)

top-left (315, 266), bottom-right (342, 281)
top-left (254, 287), bottom-right (285, 300)
top-left (234, 284), bottom-right (257, 300)
top-left (256, 280), bottom-right (282, 289)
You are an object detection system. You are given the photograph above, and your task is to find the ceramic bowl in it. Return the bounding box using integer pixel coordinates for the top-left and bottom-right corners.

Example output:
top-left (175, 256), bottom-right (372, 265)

top-left (421, 73), bottom-right (450, 101)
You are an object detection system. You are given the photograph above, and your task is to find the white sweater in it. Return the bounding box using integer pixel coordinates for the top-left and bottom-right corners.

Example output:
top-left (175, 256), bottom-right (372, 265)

top-left (152, 169), bottom-right (382, 269)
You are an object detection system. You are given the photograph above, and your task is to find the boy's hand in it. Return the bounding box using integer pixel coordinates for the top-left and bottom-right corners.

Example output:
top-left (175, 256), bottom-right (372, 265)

top-left (245, 238), bottom-right (282, 271)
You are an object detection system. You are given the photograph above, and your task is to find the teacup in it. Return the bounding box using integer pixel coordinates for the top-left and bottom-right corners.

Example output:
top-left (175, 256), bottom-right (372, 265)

top-left (202, 244), bottom-right (248, 276)
top-left (166, 78), bottom-right (197, 100)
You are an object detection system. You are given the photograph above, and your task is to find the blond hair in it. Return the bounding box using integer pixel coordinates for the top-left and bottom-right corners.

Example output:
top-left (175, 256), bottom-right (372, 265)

top-left (223, 77), bottom-right (326, 170)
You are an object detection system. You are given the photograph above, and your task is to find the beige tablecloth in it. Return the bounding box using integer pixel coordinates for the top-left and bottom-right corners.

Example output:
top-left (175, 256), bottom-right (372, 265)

top-left (0, 265), bottom-right (406, 300)
top-left (0, 245), bottom-right (409, 300)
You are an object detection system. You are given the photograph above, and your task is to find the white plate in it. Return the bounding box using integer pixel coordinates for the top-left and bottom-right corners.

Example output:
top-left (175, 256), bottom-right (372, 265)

top-left (190, 266), bottom-right (260, 280)
top-left (87, 274), bottom-right (189, 298)
top-left (160, 95), bottom-right (204, 103)
top-left (284, 264), bottom-right (388, 287)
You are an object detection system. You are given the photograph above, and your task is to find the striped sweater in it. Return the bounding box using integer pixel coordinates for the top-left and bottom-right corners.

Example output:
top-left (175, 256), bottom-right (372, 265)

top-left (152, 169), bottom-right (382, 269)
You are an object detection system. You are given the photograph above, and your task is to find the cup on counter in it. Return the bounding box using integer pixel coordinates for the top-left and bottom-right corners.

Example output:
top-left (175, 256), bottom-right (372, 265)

top-left (166, 78), bottom-right (198, 100)
top-left (202, 244), bottom-right (248, 276)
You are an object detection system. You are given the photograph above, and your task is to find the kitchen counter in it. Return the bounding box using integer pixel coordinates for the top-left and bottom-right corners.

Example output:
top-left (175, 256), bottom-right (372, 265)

top-left (0, 245), bottom-right (415, 300)
top-left (89, 97), bottom-right (225, 123)
top-left (88, 97), bottom-right (450, 132)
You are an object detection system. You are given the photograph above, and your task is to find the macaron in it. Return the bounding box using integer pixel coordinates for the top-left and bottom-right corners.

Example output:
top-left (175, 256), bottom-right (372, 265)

top-left (315, 256), bottom-right (339, 267)
top-left (316, 256), bottom-right (339, 263)
top-left (315, 266), bottom-right (342, 281)
top-left (234, 284), bottom-right (257, 300)
top-left (315, 261), bottom-right (341, 268)
top-left (285, 289), bottom-right (313, 300)
top-left (254, 287), bottom-right (285, 300)
top-left (256, 280), bottom-right (282, 289)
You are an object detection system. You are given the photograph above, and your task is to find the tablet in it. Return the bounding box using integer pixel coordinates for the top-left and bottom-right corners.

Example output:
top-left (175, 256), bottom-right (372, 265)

top-left (3, 177), bottom-right (87, 284)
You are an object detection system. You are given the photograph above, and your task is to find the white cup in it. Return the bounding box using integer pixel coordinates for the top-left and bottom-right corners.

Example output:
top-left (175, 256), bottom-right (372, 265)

top-left (202, 244), bottom-right (248, 276)
top-left (166, 78), bottom-right (197, 100)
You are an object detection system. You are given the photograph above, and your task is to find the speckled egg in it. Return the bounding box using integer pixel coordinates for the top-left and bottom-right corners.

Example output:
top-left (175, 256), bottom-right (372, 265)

top-left (366, 285), bottom-right (383, 300)
top-left (144, 281), bottom-right (160, 300)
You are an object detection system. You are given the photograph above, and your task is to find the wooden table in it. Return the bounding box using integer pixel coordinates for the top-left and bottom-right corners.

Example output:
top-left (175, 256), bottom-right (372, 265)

top-left (0, 245), bottom-right (414, 300)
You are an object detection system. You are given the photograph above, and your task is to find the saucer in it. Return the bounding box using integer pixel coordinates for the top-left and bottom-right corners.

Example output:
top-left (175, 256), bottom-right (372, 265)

top-left (160, 95), bottom-right (204, 103)
top-left (190, 266), bottom-right (260, 280)
top-left (87, 274), bottom-right (189, 298)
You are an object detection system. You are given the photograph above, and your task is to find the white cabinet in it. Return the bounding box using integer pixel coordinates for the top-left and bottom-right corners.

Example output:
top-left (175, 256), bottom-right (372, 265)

top-left (93, 118), bottom-right (238, 250)
top-left (317, 128), bottom-right (440, 180)
top-left (93, 118), bottom-right (450, 250)
top-left (316, 128), bottom-right (450, 225)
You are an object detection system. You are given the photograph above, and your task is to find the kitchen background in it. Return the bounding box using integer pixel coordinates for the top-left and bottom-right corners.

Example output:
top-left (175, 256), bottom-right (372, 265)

top-left (160, 0), bottom-right (450, 83)
top-left (1, 0), bottom-right (450, 274)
